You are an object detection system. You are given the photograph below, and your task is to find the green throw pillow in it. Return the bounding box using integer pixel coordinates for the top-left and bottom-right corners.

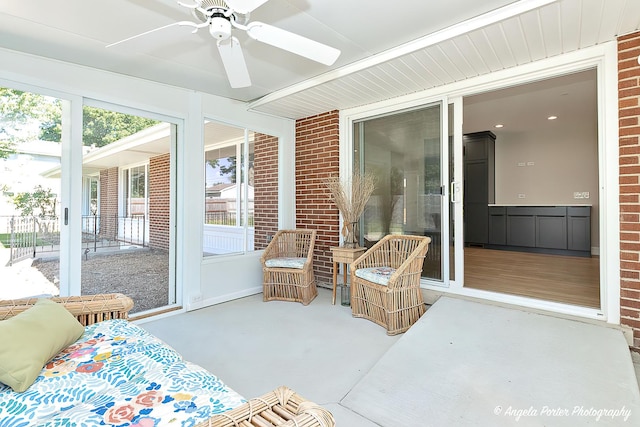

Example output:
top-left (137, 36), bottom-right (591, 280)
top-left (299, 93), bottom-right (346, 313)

top-left (0, 298), bottom-right (85, 392)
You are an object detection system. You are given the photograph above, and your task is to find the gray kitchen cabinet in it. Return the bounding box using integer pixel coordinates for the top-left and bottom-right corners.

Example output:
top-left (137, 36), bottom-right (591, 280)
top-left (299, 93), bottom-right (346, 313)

top-left (487, 205), bottom-right (591, 256)
top-left (488, 206), bottom-right (506, 245)
top-left (464, 131), bottom-right (495, 245)
top-left (507, 214), bottom-right (536, 247)
top-left (567, 207), bottom-right (591, 251)
top-left (536, 215), bottom-right (567, 249)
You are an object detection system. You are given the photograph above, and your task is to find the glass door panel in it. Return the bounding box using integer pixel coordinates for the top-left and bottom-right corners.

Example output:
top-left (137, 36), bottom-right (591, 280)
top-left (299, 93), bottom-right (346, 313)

top-left (448, 102), bottom-right (456, 283)
top-left (80, 105), bottom-right (175, 316)
top-left (0, 86), bottom-right (64, 299)
top-left (355, 103), bottom-right (446, 282)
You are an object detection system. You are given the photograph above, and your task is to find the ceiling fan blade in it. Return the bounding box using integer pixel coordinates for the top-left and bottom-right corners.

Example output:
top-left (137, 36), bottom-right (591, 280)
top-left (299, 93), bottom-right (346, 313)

top-left (217, 37), bottom-right (251, 88)
top-left (224, 0), bottom-right (270, 14)
top-left (246, 22), bottom-right (340, 66)
top-left (106, 21), bottom-right (202, 48)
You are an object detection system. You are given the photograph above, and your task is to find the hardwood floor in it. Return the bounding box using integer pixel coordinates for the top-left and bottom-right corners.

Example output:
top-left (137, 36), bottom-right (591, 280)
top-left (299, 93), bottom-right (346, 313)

top-left (464, 247), bottom-right (600, 308)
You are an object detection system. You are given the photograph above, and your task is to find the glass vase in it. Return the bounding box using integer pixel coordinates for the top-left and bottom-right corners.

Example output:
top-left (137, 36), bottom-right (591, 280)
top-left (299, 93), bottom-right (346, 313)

top-left (343, 221), bottom-right (359, 248)
top-left (341, 283), bottom-right (350, 306)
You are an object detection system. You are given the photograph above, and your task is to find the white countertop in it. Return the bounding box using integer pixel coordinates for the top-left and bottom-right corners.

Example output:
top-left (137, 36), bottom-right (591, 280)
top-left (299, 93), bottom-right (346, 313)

top-left (488, 204), bottom-right (592, 207)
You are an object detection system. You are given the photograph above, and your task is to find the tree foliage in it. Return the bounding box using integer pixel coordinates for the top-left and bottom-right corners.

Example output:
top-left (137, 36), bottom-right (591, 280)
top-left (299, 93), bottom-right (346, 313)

top-left (0, 88), bottom-right (159, 148)
top-left (82, 106), bottom-right (158, 147)
top-left (12, 185), bottom-right (58, 218)
top-left (0, 140), bottom-right (14, 160)
top-left (0, 88), bottom-right (61, 157)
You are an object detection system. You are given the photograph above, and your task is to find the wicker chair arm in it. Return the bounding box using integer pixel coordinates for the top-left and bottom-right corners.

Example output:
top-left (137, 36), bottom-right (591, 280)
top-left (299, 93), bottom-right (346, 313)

top-left (260, 230), bottom-right (285, 264)
top-left (350, 239), bottom-right (389, 271)
top-left (385, 237), bottom-right (431, 289)
top-left (385, 256), bottom-right (425, 289)
top-left (305, 230), bottom-right (317, 260)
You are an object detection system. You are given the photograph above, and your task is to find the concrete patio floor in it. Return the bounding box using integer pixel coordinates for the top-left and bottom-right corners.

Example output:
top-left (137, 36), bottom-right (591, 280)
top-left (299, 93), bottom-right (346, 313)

top-left (142, 289), bottom-right (640, 426)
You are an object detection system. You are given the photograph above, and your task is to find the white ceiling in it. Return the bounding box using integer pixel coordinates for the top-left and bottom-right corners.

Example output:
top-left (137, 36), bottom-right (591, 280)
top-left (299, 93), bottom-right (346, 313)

top-left (463, 68), bottom-right (596, 136)
top-left (0, 0), bottom-right (638, 121)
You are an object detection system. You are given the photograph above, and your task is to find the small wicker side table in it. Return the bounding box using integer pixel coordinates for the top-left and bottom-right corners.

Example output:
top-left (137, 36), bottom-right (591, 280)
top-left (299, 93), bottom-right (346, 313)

top-left (330, 246), bottom-right (366, 305)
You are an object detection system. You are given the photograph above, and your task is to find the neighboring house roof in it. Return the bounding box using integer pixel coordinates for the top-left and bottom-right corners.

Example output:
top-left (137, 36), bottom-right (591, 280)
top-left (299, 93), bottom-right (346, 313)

top-left (207, 183), bottom-right (235, 192)
top-left (206, 183), bottom-right (255, 198)
top-left (13, 140), bottom-right (62, 158)
top-left (42, 123), bottom-right (171, 178)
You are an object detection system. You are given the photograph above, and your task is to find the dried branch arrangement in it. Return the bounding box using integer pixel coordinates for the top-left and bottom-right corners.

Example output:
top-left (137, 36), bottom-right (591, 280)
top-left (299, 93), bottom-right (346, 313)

top-left (324, 171), bottom-right (376, 245)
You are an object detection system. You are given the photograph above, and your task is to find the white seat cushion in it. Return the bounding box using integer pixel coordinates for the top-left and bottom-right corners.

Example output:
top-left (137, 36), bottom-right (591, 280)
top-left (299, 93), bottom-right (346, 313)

top-left (265, 257), bottom-right (308, 269)
top-left (355, 266), bottom-right (396, 286)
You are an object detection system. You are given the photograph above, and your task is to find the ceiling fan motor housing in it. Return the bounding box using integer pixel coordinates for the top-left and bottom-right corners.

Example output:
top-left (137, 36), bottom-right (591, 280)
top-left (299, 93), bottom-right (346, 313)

top-left (209, 15), bottom-right (232, 40)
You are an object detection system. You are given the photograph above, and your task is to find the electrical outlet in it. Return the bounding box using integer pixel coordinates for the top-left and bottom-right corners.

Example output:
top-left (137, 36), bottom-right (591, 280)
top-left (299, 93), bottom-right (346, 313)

top-left (573, 192), bottom-right (590, 199)
top-left (518, 193), bottom-right (526, 199)
top-left (517, 162), bottom-right (526, 167)
top-left (527, 161), bottom-right (535, 166)
top-left (191, 294), bottom-right (203, 303)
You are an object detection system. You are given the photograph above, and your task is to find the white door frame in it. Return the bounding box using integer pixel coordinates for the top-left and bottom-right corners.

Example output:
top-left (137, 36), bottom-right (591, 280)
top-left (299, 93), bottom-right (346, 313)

top-left (341, 42), bottom-right (619, 325)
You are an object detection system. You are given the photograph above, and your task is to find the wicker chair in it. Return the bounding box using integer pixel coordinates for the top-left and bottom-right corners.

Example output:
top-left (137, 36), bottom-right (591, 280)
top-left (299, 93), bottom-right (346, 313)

top-left (261, 229), bottom-right (318, 305)
top-left (350, 234), bottom-right (431, 335)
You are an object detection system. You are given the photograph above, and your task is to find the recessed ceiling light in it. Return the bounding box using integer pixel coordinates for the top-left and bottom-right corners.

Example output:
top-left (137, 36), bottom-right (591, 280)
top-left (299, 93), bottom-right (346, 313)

top-left (548, 116), bottom-right (558, 120)
top-left (495, 124), bottom-right (504, 128)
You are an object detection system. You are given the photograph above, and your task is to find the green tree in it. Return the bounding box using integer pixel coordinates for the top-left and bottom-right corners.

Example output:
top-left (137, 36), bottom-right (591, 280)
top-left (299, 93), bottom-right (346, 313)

top-left (0, 140), bottom-right (14, 159)
top-left (0, 88), bottom-right (61, 157)
top-left (12, 185), bottom-right (58, 218)
top-left (219, 156), bottom-right (237, 183)
top-left (82, 106), bottom-right (158, 147)
top-left (0, 88), bottom-right (158, 147)
top-left (217, 154), bottom-right (254, 184)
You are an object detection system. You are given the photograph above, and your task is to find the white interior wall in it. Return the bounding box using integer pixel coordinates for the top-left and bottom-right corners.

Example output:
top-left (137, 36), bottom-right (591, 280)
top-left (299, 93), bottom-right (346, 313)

top-left (494, 124), bottom-right (600, 248)
top-left (0, 47), bottom-right (295, 312)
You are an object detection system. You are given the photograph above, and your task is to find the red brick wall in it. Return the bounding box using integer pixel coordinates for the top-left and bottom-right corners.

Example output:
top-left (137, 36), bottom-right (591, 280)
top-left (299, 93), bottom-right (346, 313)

top-left (99, 167), bottom-right (119, 239)
top-left (149, 154), bottom-right (170, 251)
top-left (254, 133), bottom-right (279, 250)
top-left (295, 111), bottom-right (340, 285)
top-left (619, 32), bottom-right (640, 351)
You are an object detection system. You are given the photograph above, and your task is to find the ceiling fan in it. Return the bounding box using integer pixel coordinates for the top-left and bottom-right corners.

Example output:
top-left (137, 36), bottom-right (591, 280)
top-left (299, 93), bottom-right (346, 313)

top-left (107, 0), bottom-right (341, 88)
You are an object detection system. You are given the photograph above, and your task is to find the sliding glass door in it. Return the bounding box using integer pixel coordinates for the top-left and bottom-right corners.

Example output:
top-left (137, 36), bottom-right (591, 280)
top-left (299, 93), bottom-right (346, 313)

top-left (354, 101), bottom-right (457, 284)
top-left (79, 102), bottom-right (178, 315)
top-left (0, 84), bottom-right (80, 299)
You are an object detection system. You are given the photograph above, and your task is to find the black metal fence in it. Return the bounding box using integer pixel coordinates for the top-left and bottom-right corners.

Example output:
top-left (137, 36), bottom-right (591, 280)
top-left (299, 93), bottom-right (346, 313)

top-left (81, 214), bottom-right (146, 253)
top-left (1, 215), bottom-right (146, 265)
top-left (205, 211), bottom-right (254, 226)
top-left (1, 216), bottom-right (59, 265)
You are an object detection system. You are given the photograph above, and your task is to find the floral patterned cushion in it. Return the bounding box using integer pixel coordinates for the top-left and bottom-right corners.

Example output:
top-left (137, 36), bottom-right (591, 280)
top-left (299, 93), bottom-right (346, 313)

top-left (355, 266), bottom-right (396, 286)
top-left (265, 257), bottom-right (308, 269)
top-left (0, 319), bottom-right (245, 426)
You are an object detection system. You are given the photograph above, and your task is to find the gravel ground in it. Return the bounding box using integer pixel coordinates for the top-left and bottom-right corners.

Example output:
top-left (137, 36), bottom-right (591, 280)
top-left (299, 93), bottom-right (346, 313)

top-left (31, 248), bottom-right (170, 314)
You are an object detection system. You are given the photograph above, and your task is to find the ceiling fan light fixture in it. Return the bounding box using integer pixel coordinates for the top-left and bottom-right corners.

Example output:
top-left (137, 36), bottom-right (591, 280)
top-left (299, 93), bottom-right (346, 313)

top-left (209, 16), bottom-right (232, 40)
